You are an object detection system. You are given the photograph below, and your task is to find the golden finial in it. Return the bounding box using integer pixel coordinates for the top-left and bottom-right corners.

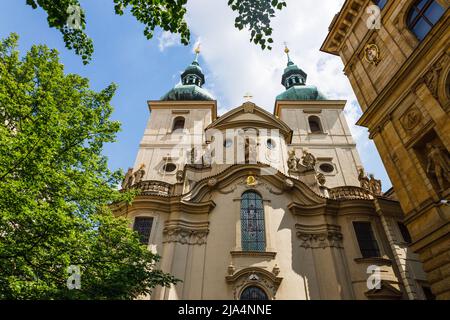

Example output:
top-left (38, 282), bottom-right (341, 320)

top-left (284, 42), bottom-right (292, 63)
top-left (194, 43), bottom-right (201, 54)
top-left (284, 41), bottom-right (290, 53)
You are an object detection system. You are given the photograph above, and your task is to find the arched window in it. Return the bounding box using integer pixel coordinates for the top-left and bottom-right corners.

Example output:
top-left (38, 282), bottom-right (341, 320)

top-left (240, 286), bottom-right (268, 300)
top-left (308, 116), bottom-right (323, 134)
top-left (241, 191), bottom-right (265, 252)
top-left (407, 0), bottom-right (445, 41)
top-left (172, 117), bottom-right (185, 132)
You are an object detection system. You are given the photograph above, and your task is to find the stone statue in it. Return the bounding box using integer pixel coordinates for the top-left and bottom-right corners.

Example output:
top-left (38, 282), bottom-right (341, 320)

top-left (122, 167), bottom-right (134, 189)
top-left (134, 164), bottom-right (146, 184)
top-left (358, 168), bottom-right (370, 190)
top-left (301, 150), bottom-right (316, 170)
top-left (426, 143), bottom-right (450, 192)
top-left (316, 173), bottom-right (326, 186)
top-left (176, 170), bottom-right (184, 183)
top-left (287, 150), bottom-right (299, 171)
top-left (369, 174), bottom-right (382, 195)
top-left (189, 147), bottom-right (196, 164)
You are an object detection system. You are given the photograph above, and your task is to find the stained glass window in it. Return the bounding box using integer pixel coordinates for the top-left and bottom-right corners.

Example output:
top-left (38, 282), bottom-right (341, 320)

top-left (407, 0), bottom-right (445, 41)
top-left (133, 217), bottom-right (153, 245)
top-left (240, 286), bottom-right (268, 300)
top-left (241, 191), bottom-right (266, 252)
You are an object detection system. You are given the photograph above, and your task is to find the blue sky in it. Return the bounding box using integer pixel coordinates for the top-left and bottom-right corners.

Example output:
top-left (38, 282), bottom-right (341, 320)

top-left (0, 0), bottom-right (393, 190)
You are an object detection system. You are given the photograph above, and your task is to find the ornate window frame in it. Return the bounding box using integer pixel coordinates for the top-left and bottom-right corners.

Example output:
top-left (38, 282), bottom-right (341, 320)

top-left (226, 267), bottom-right (282, 300)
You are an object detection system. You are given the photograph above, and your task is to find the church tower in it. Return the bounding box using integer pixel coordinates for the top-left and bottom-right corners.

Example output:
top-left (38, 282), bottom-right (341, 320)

top-left (116, 47), bottom-right (429, 301)
top-left (275, 46), bottom-right (363, 188)
top-left (132, 46), bottom-right (217, 184)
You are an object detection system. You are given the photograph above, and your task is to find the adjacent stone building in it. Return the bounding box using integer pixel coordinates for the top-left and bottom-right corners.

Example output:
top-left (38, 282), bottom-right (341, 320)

top-left (113, 48), bottom-right (430, 300)
top-left (320, 0), bottom-right (449, 299)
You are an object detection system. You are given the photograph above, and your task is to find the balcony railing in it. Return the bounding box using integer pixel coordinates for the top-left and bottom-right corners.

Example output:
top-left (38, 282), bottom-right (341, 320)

top-left (328, 186), bottom-right (374, 200)
top-left (131, 180), bottom-right (172, 196)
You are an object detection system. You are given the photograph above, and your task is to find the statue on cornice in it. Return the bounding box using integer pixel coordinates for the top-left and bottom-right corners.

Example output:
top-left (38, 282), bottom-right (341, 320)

top-left (358, 168), bottom-right (370, 190)
top-left (426, 143), bottom-right (450, 192)
top-left (122, 167), bottom-right (134, 189)
top-left (301, 150), bottom-right (316, 170)
top-left (316, 173), bottom-right (326, 186)
top-left (287, 150), bottom-right (300, 171)
top-left (134, 164), bottom-right (146, 184)
top-left (369, 174), bottom-right (382, 196)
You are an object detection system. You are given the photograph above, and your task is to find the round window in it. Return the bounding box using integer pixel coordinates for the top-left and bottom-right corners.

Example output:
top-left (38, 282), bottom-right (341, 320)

top-left (266, 138), bottom-right (276, 150)
top-left (319, 163), bottom-right (334, 173)
top-left (224, 139), bottom-right (233, 148)
top-left (163, 163), bottom-right (177, 172)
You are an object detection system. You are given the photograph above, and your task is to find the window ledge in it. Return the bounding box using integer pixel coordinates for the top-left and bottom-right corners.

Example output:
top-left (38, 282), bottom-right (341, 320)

top-left (354, 256), bottom-right (392, 265)
top-left (230, 251), bottom-right (277, 259)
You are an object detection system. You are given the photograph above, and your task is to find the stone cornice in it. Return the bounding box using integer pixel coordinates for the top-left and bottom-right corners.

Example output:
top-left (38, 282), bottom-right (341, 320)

top-left (147, 100), bottom-right (218, 121)
top-left (183, 163), bottom-right (324, 205)
top-left (230, 251), bottom-right (277, 259)
top-left (206, 102), bottom-right (293, 143)
top-left (273, 100), bottom-right (347, 117)
top-left (320, 0), bottom-right (368, 56)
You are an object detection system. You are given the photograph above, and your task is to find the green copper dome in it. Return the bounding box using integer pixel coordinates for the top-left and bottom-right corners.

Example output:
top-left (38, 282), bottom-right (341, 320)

top-left (276, 85), bottom-right (327, 101)
top-left (277, 47), bottom-right (327, 101)
top-left (161, 84), bottom-right (214, 101)
top-left (161, 49), bottom-right (215, 101)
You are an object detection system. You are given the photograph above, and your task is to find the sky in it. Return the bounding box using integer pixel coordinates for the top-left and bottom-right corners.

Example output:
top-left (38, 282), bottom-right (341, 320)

top-left (0, 0), bottom-right (392, 190)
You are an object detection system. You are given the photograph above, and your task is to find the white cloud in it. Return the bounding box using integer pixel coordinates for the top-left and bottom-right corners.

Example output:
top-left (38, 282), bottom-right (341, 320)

top-left (180, 0), bottom-right (392, 189)
top-left (157, 31), bottom-right (181, 51)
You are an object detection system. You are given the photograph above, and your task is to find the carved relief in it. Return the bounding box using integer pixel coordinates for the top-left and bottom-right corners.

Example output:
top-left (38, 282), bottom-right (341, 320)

top-left (296, 224), bottom-right (343, 249)
top-left (163, 226), bottom-right (209, 245)
top-left (423, 60), bottom-right (443, 99)
top-left (363, 43), bottom-right (381, 66)
top-left (243, 102), bottom-right (255, 113)
top-left (400, 106), bottom-right (422, 131)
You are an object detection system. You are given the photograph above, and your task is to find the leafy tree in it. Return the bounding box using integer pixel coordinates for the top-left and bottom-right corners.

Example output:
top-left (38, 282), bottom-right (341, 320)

top-left (0, 33), bottom-right (178, 299)
top-left (25, 0), bottom-right (287, 64)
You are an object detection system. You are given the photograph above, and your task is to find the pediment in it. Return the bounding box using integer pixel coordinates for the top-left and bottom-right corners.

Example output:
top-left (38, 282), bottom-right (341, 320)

top-left (206, 102), bottom-right (293, 142)
top-left (365, 281), bottom-right (403, 300)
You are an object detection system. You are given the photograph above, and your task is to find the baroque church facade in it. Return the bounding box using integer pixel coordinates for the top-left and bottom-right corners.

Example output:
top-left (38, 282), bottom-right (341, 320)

top-left (113, 47), bottom-right (431, 300)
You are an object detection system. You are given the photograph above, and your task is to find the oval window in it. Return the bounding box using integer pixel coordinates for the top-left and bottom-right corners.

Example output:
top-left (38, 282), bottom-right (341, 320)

top-left (266, 138), bottom-right (276, 150)
top-left (319, 163), bottom-right (334, 173)
top-left (163, 163), bottom-right (177, 172)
